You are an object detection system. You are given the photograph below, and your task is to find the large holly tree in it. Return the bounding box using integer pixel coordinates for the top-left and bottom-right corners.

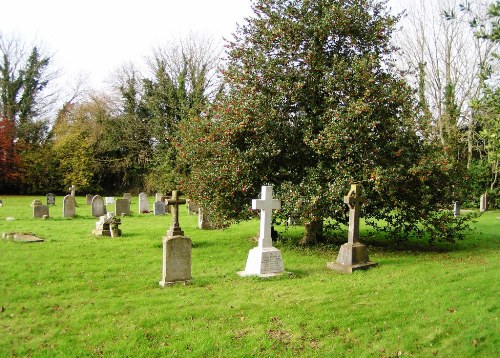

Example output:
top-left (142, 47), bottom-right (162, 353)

top-left (178, 0), bottom-right (468, 244)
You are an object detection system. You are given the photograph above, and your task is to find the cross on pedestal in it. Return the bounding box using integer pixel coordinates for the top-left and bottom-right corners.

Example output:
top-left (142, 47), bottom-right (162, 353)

top-left (343, 183), bottom-right (365, 245)
top-left (69, 185), bottom-right (76, 196)
top-left (167, 190), bottom-right (186, 237)
top-left (252, 186), bottom-right (281, 248)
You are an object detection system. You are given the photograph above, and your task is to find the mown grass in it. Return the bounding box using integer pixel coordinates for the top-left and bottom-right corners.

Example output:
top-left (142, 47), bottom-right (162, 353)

top-left (0, 195), bottom-right (498, 357)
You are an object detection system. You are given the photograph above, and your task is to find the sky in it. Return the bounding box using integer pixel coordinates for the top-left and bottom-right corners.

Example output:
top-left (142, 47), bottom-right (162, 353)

top-left (1, 0), bottom-right (407, 92)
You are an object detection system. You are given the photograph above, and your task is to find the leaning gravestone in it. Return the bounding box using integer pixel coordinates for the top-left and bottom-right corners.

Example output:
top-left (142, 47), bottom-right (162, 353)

top-left (327, 183), bottom-right (377, 273)
top-left (138, 192), bottom-right (149, 213)
top-left (115, 199), bottom-right (130, 216)
top-left (159, 190), bottom-right (191, 286)
top-left (33, 204), bottom-right (49, 218)
top-left (63, 194), bottom-right (76, 218)
top-left (154, 201), bottom-right (165, 215)
top-left (238, 185), bottom-right (284, 277)
top-left (86, 194), bottom-right (94, 205)
top-left (91, 195), bottom-right (106, 217)
top-left (46, 193), bottom-right (56, 206)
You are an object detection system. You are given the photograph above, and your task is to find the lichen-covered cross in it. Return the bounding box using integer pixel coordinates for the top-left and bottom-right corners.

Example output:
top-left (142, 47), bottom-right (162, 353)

top-left (343, 183), bottom-right (366, 244)
top-left (167, 190), bottom-right (186, 237)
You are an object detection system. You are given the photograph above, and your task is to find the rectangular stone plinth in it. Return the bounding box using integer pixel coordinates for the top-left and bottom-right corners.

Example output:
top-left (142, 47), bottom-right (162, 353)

top-left (159, 235), bottom-right (192, 287)
top-left (238, 246), bottom-right (284, 277)
top-left (327, 242), bottom-right (378, 274)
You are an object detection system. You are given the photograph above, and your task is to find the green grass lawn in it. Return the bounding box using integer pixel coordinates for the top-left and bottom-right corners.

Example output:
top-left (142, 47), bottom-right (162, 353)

top-left (0, 195), bottom-right (498, 357)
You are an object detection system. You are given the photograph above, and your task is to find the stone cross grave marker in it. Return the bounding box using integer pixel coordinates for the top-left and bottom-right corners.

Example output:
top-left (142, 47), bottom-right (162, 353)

top-left (69, 185), bottom-right (76, 197)
top-left (138, 192), bottom-right (149, 213)
top-left (159, 190), bottom-right (191, 287)
top-left (166, 190), bottom-right (186, 236)
top-left (46, 193), bottom-right (56, 206)
top-left (63, 194), bottom-right (76, 218)
top-left (91, 195), bottom-right (106, 217)
top-left (115, 199), bottom-right (130, 216)
top-left (327, 183), bottom-right (377, 273)
top-left (238, 185), bottom-right (285, 277)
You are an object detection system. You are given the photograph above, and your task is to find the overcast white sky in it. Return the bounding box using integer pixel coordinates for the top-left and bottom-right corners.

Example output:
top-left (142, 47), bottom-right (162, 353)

top-left (1, 0), bottom-right (407, 91)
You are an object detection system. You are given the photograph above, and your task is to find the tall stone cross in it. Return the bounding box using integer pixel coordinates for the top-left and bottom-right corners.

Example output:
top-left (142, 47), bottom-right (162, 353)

top-left (69, 185), bottom-right (76, 196)
top-left (252, 186), bottom-right (281, 248)
top-left (167, 190), bottom-right (186, 237)
top-left (344, 183), bottom-right (365, 244)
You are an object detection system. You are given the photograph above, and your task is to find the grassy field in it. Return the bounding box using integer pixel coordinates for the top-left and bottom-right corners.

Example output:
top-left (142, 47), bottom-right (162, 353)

top-left (0, 195), bottom-right (498, 357)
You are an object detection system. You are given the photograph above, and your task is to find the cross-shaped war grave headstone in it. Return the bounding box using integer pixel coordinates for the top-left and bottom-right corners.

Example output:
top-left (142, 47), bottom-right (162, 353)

top-left (238, 185), bottom-right (285, 277)
top-left (159, 190), bottom-right (191, 287)
top-left (327, 183), bottom-right (377, 273)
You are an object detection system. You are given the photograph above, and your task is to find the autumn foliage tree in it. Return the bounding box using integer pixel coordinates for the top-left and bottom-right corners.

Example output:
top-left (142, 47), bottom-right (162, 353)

top-left (178, 0), bottom-right (470, 244)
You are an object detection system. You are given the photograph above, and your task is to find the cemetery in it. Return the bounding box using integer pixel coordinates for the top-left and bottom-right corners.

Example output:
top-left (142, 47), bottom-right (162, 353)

top-left (0, 194), bottom-right (498, 356)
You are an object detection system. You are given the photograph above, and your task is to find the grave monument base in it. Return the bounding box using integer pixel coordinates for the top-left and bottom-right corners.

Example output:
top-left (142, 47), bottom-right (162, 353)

top-left (159, 235), bottom-right (192, 287)
top-left (238, 246), bottom-right (284, 277)
top-left (327, 242), bottom-right (377, 274)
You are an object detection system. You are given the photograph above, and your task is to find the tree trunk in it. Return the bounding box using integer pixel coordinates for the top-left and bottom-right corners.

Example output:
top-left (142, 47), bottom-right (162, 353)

top-left (300, 218), bottom-right (323, 245)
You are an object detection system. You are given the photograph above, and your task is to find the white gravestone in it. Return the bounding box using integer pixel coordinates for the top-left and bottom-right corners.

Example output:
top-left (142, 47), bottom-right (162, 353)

top-left (63, 194), bottom-right (76, 218)
top-left (105, 197), bottom-right (115, 205)
top-left (238, 185), bottom-right (285, 277)
top-left (139, 192), bottom-right (149, 213)
top-left (480, 193), bottom-right (487, 212)
top-left (453, 201), bottom-right (460, 217)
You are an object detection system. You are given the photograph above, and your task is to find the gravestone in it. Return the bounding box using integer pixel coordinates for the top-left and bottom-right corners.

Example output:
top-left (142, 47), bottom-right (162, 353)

top-left (91, 195), bottom-right (106, 217)
top-left (198, 209), bottom-right (219, 230)
top-left (63, 194), bottom-right (76, 218)
top-left (115, 199), bottom-right (130, 216)
top-left (480, 193), bottom-right (488, 212)
top-left (33, 204), bottom-right (49, 218)
top-left (86, 194), bottom-right (94, 205)
top-left (453, 201), bottom-right (460, 217)
top-left (123, 193), bottom-right (132, 205)
top-left (2, 232), bottom-right (44, 243)
top-left (159, 190), bottom-right (191, 286)
top-left (238, 185), bottom-right (284, 277)
top-left (69, 184), bottom-right (78, 206)
top-left (92, 215), bottom-right (111, 237)
top-left (161, 195), bottom-right (171, 213)
top-left (327, 183), bottom-right (378, 273)
top-left (187, 199), bottom-right (198, 215)
top-left (138, 192), bottom-right (149, 213)
top-left (154, 201), bottom-right (165, 215)
top-left (105, 197), bottom-right (115, 205)
top-left (46, 193), bottom-right (56, 206)
top-left (0, 199), bottom-right (3, 207)
top-left (155, 192), bottom-right (164, 202)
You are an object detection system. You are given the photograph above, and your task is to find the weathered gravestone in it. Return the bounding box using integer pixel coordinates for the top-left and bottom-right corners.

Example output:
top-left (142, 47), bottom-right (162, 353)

top-left (161, 195), bottom-right (171, 213)
top-left (154, 201), bottom-right (165, 215)
top-left (92, 213), bottom-right (122, 237)
top-left (480, 193), bottom-right (488, 212)
top-left (2, 232), bottom-right (44, 243)
top-left (155, 193), bottom-right (164, 202)
top-left (33, 204), bottom-right (49, 218)
top-left (198, 208), bottom-right (223, 230)
top-left (327, 183), bottom-right (378, 273)
top-left (69, 184), bottom-right (78, 206)
top-left (115, 199), bottom-right (130, 216)
top-left (86, 194), bottom-right (94, 205)
top-left (123, 193), bottom-right (132, 206)
top-left (91, 195), bottom-right (106, 217)
top-left (63, 194), bottom-right (76, 218)
top-left (187, 199), bottom-right (198, 215)
top-left (238, 185), bottom-right (285, 277)
top-left (453, 201), bottom-right (460, 217)
top-left (46, 193), bottom-right (56, 206)
top-left (138, 192), bottom-right (149, 213)
top-left (31, 200), bottom-right (42, 207)
top-left (159, 190), bottom-right (191, 286)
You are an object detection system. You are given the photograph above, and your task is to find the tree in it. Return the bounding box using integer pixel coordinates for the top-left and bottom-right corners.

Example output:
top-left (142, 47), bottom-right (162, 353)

top-left (178, 0), bottom-right (462, 244)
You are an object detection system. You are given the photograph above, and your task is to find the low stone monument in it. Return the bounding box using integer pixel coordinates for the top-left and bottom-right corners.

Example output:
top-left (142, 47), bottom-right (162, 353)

top-left (327, 183), bottom-right (377, 273)
top-left (86, 194), bottom-right (94, 205)
top-left (139, 192), bottom-right (149, 213)
top-left (159, 190), bottom-right (191, 287)
top-left (92, 213), bottom-right (122, 237)
top-left (33, 204), bottom-right (49, 218)
top-left (91, 195), bottom-right (106, 217)
top-left (2, 232), bottom-right (44, 243)
top-left (238, 185), bottom-right (285, 277)
top-left (115, 199), bottom-right (130, 216)
top-left (63, 194), bottom-right (76, 218)
top-left (480, 193), bottom-right (488, 212)
top-left (46, 193), bottom-right (56, 206)
top-left (154, 201), bottom-right (165, 215)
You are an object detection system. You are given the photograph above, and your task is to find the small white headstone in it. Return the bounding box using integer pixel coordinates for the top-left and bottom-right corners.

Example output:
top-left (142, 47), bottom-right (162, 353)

top-left (139, 192), bottom-right (149, 213)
